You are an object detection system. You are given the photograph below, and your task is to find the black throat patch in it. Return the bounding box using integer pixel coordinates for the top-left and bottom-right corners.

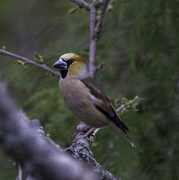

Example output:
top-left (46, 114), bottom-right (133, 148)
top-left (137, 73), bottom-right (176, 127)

top-left (60, 70), bottom-right (68, 79)
top-left (60, 59), bottom-right (75, 79)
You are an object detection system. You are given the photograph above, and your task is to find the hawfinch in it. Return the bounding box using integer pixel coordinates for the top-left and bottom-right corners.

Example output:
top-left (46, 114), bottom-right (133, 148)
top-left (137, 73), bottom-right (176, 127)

top-left (53, 53), bottom-right (135, 147)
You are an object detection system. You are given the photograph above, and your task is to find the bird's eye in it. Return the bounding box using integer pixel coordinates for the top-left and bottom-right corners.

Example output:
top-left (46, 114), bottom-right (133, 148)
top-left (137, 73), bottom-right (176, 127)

top-left (66, 59), bottom-right (75, 67)
top-left (69, 59), bottom-right (75, 64)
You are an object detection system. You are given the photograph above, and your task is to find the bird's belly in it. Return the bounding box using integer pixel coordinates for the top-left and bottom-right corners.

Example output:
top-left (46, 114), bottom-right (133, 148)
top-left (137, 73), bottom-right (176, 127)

top-left (59, 79), bottom-right (110, 127)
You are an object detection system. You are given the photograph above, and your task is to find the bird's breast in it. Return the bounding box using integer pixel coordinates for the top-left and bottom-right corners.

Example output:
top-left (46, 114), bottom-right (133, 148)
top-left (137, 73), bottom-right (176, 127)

top-left (59, 78), bottom-right (110, 127)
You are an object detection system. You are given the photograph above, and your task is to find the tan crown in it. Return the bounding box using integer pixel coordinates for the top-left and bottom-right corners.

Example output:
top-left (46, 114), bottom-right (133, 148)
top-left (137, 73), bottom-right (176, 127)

top-left (60, 53), bottom-right (85, 63)
top-left (60, 53), bottom-right (86, 77)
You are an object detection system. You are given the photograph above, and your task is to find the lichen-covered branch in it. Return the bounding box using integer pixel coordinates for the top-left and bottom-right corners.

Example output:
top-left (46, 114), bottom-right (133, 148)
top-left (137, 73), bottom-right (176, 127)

top-left (66, 141), bottom-right (120, 180)
top-left (0, 76), bottom-right (121, 180)
top-left (0, 77), bottom-right (99, 180)
top-left (66, 122), bottom-right (120, 180)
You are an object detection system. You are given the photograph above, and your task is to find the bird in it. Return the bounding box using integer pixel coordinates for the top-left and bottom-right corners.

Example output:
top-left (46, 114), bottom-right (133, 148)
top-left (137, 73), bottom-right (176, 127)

top-left (53, 53), bottom-right (135, 147)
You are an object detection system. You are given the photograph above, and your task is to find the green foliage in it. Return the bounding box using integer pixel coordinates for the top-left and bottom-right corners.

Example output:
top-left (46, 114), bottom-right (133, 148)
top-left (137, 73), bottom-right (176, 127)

top-left (0, 0), bottom-right (179, 180)
top-left (15, 60), bottom-right (27, 67)
top-left (68, 6), bottom-right (81, 14)
top-left (115, 95), bottom-right (142, 114)
top-left (34, 52), bottom-right (44, 64)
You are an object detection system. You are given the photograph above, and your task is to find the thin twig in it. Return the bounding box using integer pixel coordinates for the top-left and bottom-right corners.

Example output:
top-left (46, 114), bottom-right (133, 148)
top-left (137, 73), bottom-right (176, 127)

top-left (116, 104), bottom-right (126, 113)
top-left (18, 164), bottom-right (23, 180)
top-left (26, 175), bottom-right (35, 180)
top-left (95, 63), bottom-right (105, 74)
top-left (92, 128), bottom-right (101, 137)
top-left (70, 0), bottom-right (90, 10)
top-left (94, 0), bottom-right (110, 39)
top-left (0, 49), bottom-right (61, 77)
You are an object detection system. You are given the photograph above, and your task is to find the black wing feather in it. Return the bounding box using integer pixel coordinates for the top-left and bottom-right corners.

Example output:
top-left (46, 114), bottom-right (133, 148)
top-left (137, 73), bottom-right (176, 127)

top-left (81, 76), bottom-right (129, 133)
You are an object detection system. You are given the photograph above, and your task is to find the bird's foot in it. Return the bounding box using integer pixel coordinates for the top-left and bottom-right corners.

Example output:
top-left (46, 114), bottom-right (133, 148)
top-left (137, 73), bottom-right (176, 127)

top-left (73, 127), bottom-right (91, 138)
top-left (73, 127), bottom-right (95, 143)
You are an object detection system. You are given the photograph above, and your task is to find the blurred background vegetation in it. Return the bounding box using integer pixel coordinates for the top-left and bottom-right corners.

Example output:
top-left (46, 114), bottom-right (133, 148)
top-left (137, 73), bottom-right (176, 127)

top-left (0, 0), bottom-right (179, 179)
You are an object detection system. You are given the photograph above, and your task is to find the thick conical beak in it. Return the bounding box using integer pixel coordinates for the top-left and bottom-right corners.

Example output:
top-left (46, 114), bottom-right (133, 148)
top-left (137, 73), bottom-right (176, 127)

top-left (52, 58), bottom-right (67, 70)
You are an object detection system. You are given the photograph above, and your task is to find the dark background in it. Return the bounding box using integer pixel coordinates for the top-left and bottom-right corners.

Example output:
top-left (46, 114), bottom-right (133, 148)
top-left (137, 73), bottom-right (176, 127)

top-left (0, 0), bottom-right (179, 179)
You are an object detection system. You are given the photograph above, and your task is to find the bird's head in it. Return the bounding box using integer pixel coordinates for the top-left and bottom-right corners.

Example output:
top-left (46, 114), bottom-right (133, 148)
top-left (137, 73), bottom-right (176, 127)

top-left (53, 53), bottom-right (88, 79)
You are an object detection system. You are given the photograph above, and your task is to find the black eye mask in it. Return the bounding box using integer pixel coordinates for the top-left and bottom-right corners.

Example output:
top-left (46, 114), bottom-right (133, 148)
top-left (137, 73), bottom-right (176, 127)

top-left (61, 59), bottom-right (75, 79)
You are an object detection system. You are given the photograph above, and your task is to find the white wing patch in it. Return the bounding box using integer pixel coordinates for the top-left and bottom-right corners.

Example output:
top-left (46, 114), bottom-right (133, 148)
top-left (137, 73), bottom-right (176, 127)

top-left (90, 94), bottom-right (98, 106)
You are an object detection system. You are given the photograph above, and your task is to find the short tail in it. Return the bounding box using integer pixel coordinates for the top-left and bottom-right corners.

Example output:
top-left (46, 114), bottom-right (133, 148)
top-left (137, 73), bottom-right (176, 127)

top-left (126, 134), bottom-right (136, 148)
top-left (110, 123), bottom-right (136, 147)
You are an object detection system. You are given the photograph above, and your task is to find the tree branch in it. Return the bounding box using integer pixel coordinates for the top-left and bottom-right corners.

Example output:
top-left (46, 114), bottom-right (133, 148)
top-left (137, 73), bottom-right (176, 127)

top-left (0, 49), bottom-right (61, 77)
top-left (18, 164), bottom-right (23, 180)
top-left (70, 0), bottom-right (110, 78)
top-left (0, 76), bottom-right (121, 179)
top-left (0, 77), bottom-right (99, 180)
top-left (66, 123), bottom-right (120, 180)
top-left (89, 0), bottom-right (110, 78)
top-left (70, 0), bottom-right (90, 10)
top-left (89, 2), bottom-right (97, 78)
top-left (94, 0), bottom-right (110, 39)
top-left (1, 2), bottom-right (122, 179)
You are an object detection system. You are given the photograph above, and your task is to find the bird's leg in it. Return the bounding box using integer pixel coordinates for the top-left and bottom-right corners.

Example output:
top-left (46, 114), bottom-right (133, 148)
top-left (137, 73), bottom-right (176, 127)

top-left (73, 126), bottom-right (91, 138)
top-left (73, 127), bottom-right (96, 142)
